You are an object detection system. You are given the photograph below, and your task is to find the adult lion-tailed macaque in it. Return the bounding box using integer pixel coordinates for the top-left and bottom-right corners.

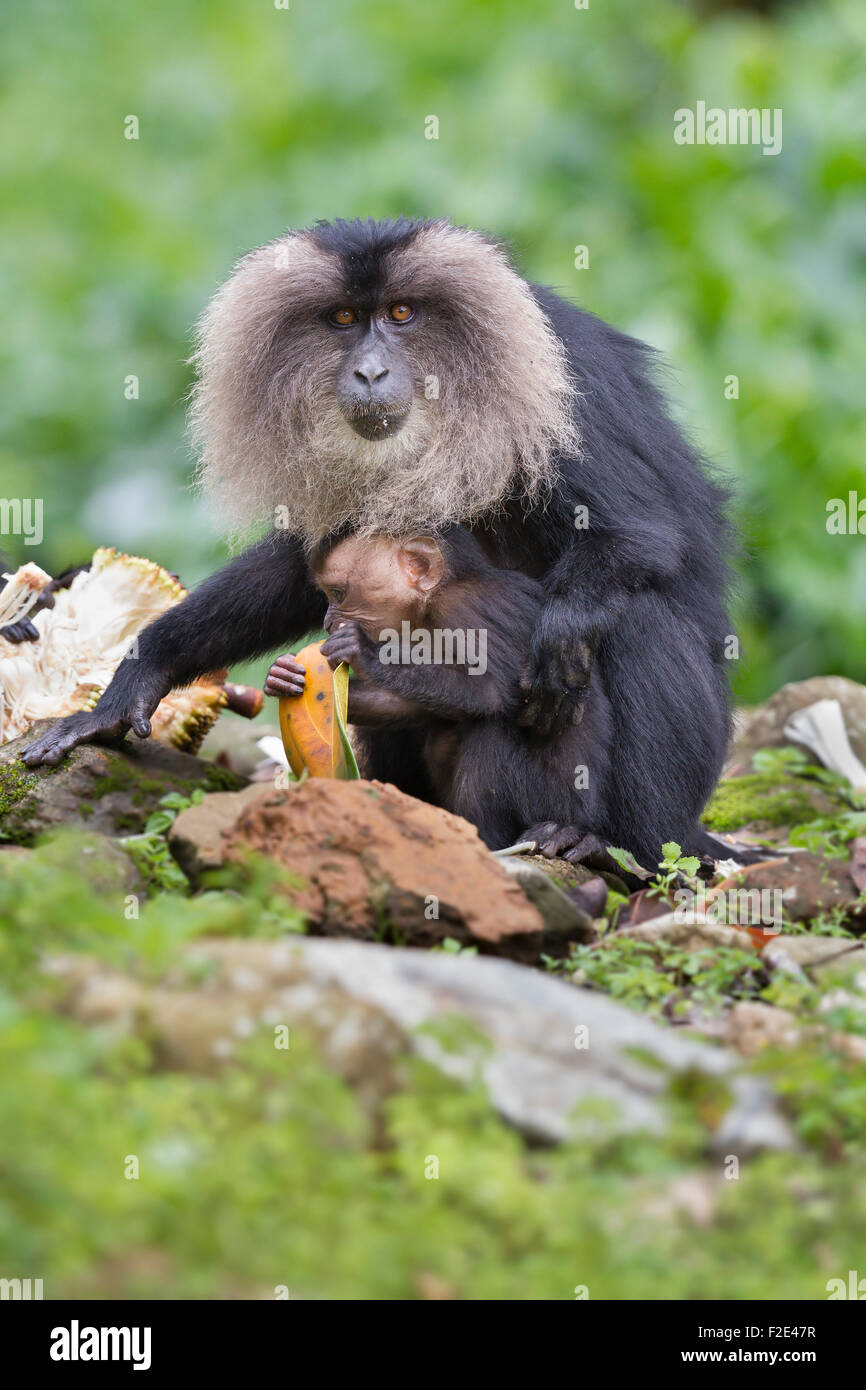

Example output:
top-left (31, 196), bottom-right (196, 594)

top-left (24, 216), bottom-right (734, 865)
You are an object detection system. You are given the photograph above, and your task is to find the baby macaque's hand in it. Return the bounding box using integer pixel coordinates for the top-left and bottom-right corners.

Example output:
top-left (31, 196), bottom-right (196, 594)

top-left (264, 653), bottom-right (306, 698)
top-left (321, 620), bottom-right (368, 673)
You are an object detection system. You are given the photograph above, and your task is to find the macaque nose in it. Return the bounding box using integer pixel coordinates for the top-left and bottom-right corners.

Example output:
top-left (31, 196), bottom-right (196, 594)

top-left (353, 348), bottom-right (389, 387)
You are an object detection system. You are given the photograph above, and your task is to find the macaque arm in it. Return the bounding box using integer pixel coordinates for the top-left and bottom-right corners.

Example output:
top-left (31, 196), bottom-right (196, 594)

top-left (141, 531), bottom-right (326, 682)
top-left (520, 494), bottom-right (689, 734)
top-left (354, 637), bottom-right (516, 721)
top-left (346, 677), bottom-right (429, 728)
top-left (23, 531), bottom-right (325, 766)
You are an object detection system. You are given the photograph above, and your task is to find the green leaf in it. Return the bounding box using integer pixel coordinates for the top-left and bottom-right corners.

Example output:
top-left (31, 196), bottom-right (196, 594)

top-left (607, 846), bottom-right (652, 879)
top-left (332, 662), bottom-right (361, 780)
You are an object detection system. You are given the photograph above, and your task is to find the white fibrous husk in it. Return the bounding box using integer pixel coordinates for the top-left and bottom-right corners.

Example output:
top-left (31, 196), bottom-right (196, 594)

top-left (0, 547), bottom-right (226, 751)
top-left (0, 563), bottom-right (52, 627)
top-left (784, 699), bottom-right (866, 792)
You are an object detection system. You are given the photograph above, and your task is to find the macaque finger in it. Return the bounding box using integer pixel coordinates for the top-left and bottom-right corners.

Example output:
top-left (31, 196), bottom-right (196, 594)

top-left (519, 822), bottom-right (557, 853)
top-left (321, 635), bottom-right (357, 669)
top-left (265, 674), bottom-right (305, 697)
top-left (562, 833), bottom-right (608, 866)
top-left (323, 650), bottom-right (354, 672)
top-left (519, 680), bottom-right (562, 735)
top-left (1, 617), bottom-right (40, 643)
top-left (532, 824), bottom-right (593, 859)
top-left (264, 653), bottom-right (307, 695)
top-left (271, 654), bottom-right (306, 675)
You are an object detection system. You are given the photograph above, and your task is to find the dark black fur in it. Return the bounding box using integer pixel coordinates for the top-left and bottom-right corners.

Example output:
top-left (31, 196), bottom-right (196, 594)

top-left (23, 218), bottom-right (734, 866)
top-left (332, 526), bottom-right (615, 853)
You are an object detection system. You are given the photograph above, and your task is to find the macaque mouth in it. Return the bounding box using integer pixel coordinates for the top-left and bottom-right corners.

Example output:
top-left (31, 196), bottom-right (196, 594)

top-left (343, 401), bottom-right (411, 441)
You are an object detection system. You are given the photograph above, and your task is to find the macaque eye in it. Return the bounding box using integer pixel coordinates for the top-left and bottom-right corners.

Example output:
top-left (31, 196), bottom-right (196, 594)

top-left (329, 307), bottom-right (358, 327)
top-left (388, 303), bottom-right (414, 323)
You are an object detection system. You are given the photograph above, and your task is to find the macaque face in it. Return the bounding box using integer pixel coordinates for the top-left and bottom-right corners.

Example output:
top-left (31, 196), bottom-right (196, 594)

top-left (327, 301), bottom-right (419, 441)
top-left (313, 535), bottom-right (444, 638)
top-left (192, 218), bottom-right (577, 542)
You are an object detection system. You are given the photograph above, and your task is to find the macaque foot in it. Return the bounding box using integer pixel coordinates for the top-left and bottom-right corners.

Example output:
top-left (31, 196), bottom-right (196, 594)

top-left (521, 822), bottom-right (610, 866)
top-left (264, 653), bottom-right (306, 698)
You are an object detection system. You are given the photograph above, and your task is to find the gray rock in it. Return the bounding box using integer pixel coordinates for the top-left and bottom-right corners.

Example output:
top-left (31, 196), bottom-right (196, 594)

top-left (616, 913), bottom-right (750, 951)
top-left (499, 856), bottom-right (595, 949)
top-left (50, 936), bottom-right (793, 1152)
top-left (765, 936), bottom-right (866, 980)
top-left (0, 719), bottom-right (245, 842)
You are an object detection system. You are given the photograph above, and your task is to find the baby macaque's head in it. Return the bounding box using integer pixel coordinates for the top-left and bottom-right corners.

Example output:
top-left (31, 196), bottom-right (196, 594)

top-left (312, 534), bottom-right (445, 638)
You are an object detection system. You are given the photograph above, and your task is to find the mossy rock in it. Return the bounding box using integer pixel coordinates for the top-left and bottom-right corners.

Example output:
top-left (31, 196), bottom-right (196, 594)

top-left (0, 720), bottom-right (245, 844)
top-left (702, 773), bottom-right (846, 836)
top-left (25, 828), bottom-right (143, 896)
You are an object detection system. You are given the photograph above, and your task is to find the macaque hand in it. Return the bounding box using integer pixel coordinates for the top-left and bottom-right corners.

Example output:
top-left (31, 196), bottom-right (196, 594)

top-left (264, 653), bottom-right (306, 699)
top-left (1, 616), bottom-right (40, 643)
top-left (22, 696), bottom-right (157, 770)
top-left (21, 661), bottom-right (173, 767)
top-left (518, 604), bottom-right (594, 737)
top-left (320, 620), bottom-right (373, 674)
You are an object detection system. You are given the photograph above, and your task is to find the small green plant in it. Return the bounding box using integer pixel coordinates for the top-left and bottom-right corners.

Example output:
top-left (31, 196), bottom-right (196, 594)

top-left (606, 845), bottom-right (651, 879)
top-left (787, 808), bottom-right (866, 858)
top-left (602, 888), bottom-right (630, 931)
top-left (751, 746), bottom-right (844, 786)
top-left (567, 937), bottom-right (767, 1019)
top-left (785, 903), bottom-right (861, 939)
top-left (119, 789), bottom-right (205, 891)
top-left (433, 937), bottom-right (478, 957)
top-left (648, 842), bottom-right (702, 898)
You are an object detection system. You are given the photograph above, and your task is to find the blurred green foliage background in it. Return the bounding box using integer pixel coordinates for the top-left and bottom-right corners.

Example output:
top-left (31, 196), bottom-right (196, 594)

top-left (1, 0), bottom-right (864, 700)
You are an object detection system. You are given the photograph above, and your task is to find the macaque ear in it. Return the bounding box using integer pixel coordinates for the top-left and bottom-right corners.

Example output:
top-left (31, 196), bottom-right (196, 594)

top-left (398, 537), bottom-right (446, 594)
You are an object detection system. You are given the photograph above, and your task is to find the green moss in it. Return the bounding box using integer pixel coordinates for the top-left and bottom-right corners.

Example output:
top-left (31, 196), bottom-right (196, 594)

top-left (0, 760), bottom-right (47, 843)
top-left (0, 760), bottom-right (39, 818)
top-left (201, 762), bottom-right (245, 793)
top-left (89, 762), bottom-right (161, 801)
top-left (87, 752), bottom-right (242, 806)
top-left (702, 774), bottom-right (840, 833)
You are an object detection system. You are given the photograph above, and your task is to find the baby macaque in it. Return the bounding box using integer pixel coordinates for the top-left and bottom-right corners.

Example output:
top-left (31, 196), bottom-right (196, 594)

top-left (265, 526), bottom-right (614, 859)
